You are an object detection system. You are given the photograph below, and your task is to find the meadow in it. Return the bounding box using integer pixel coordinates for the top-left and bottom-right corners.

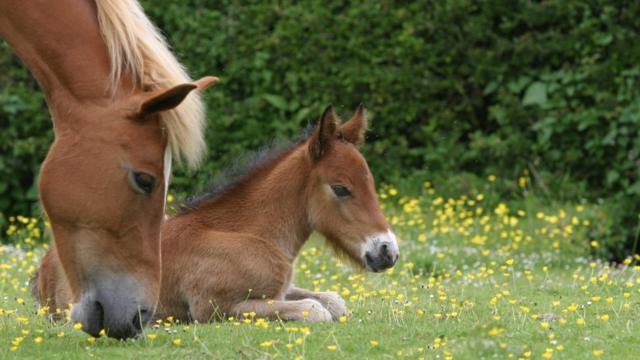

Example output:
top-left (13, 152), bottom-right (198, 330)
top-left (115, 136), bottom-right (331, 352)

top-left (1, 175), bottom-right (639, 359)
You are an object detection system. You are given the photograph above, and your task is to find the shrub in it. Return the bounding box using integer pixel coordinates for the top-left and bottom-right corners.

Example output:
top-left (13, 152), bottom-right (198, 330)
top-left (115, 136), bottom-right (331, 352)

top-left (1, 1), bottom-right (639, 258)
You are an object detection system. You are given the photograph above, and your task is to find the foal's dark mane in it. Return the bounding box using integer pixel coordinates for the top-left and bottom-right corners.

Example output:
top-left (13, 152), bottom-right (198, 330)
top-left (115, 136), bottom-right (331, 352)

top-left (178, 129), bottom-right (313, 215)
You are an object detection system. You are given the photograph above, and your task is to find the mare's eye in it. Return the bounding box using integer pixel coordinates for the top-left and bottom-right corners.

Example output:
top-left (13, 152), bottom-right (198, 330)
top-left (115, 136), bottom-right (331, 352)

top-left (331, 184), bottom-right (352, 198)
top-left (129, 171), bottom-right (156, 194)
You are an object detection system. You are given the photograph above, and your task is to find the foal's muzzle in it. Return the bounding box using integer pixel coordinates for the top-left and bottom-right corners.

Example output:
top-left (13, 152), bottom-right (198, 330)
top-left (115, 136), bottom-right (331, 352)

top-left (363, 231), bottom-right (400, 272)
top-left (71, 275), bottom-right (155, 339)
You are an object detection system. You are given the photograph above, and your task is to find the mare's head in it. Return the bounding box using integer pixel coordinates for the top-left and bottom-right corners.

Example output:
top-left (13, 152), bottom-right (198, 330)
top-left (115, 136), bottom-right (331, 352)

top-left (39, 77), bottom-right (217, 338)
top-left (306, 105), bottom-right (399, 272)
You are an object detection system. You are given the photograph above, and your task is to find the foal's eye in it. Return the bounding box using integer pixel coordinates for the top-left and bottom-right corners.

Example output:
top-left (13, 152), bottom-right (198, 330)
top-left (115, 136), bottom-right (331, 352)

top-left (129, 171), bottom-right (157, 194)
top-left (331, 185), bottom-right (352, 198)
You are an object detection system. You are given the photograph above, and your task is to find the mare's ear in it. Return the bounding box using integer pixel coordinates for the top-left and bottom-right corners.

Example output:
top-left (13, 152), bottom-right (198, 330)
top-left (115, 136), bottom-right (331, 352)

top-left (340, 104), bottom-right (368, 147)
top-left (134, 76), bottom-right (219, 118)
top-left (309, 105), bottom-right (339, 161)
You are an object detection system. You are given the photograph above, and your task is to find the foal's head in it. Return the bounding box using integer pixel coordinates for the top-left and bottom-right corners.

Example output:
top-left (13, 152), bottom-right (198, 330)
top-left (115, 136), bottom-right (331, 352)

top-left (39, 77), bottom-right (216, 338)
top-left (306, 105), bottom-right (399, 272)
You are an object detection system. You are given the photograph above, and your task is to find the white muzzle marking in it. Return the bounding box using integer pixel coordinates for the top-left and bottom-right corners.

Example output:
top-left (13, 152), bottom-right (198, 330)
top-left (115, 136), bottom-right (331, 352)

top-left (362, 230), bottom-right (400, 271)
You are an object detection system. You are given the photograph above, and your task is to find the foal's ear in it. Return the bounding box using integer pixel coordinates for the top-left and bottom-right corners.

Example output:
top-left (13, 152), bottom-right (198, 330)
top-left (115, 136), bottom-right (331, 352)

top-left (309, 105), bottom-right (339, 160)
top-left (134, 76), bottom-right (219, 118)
top-left (340, 103), bottom-right (368, 147)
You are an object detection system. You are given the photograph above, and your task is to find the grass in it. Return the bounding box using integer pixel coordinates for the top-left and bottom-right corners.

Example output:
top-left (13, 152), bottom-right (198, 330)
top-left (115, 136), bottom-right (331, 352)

top-left (1, 175), bottom-right (639, 359)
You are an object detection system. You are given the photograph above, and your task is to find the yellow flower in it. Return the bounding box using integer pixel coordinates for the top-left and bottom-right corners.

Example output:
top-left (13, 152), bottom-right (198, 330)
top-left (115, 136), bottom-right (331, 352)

top-left (339, 315), bottom-right (347, 323)
top-left (593, 350), bottom-right (604, 357)
top-left (576, 318), bottom-right (585, 326)
top-left (327, 345), bottom-right (337, 351)
top-left (370, 340), bottom-right (379, 347)
top-left (73, 322), bottom-right (83, 330)
top-left (540, 322), bottom-right (550, 330)
top-left (606, 297), bottom-right (613, 304)
top-left (518, 177), bottom-right (527, 188)
top-left (34, 337), bottom-right (43, 345)
top-left (506, 259), bottom-right (514, 266)
top-left (173, 339), bottom-right (182, 346)
top-left (147, 333), bottom-right (157, 340)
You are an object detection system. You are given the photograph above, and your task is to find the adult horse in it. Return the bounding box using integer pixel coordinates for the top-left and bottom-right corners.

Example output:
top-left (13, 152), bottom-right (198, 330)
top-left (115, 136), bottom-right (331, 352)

top-left (0, 0), bottom-right (216, 338)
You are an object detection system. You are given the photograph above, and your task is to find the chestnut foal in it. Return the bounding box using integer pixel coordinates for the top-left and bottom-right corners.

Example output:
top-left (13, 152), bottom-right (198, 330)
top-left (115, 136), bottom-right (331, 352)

top-left (157, 105), bottom-right (399, 322)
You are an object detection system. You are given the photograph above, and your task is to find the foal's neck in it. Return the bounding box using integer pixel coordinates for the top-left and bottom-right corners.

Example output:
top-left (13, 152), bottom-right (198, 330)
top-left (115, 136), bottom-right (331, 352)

top-left (191, 145), bottom-right (313, 260)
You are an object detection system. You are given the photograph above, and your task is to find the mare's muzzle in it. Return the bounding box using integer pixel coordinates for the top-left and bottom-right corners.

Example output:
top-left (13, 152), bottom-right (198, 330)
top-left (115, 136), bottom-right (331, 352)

top-left (71, 274), bottom-right (154, 339)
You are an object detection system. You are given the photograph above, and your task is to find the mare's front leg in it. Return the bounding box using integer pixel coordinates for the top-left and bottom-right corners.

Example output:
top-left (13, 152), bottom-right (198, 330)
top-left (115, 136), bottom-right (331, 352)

top-left (285, 286), bottom-right (347, 320)
top-left (231, 299), bottom-right (332, 322)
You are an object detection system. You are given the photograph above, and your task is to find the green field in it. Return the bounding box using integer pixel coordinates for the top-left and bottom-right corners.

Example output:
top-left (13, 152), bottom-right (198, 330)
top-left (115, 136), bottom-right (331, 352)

top-left (1, 178), bottom-right (639, 359)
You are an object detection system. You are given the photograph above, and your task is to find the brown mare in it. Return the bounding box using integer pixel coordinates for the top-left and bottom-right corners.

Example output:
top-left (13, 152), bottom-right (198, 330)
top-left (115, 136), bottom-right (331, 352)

top-left (1, 0), bottom-right (216, 338)
top-left (156, 105), bottom-right (399, 322)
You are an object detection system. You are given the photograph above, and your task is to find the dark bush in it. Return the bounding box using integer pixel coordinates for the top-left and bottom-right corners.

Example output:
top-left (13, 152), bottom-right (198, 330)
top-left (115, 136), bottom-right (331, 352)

top-left (1, 1), bottom-right (639, 258)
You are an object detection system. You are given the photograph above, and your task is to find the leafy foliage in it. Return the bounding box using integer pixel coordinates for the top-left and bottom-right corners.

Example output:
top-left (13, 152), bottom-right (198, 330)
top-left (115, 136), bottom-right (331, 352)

top-left (1, 1), bottom-right (639, 257)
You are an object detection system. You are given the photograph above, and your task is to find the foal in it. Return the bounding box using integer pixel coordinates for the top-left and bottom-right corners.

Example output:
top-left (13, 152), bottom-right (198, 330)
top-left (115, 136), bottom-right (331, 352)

top-left (158, 105), bottom-right (399, 322)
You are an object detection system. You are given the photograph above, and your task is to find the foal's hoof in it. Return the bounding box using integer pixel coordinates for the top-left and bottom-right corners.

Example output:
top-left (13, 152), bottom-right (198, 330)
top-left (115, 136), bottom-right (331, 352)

top-left (315, 292), bottom-right (348, 321)
top-left (298, 299), bottom-right (332, 322)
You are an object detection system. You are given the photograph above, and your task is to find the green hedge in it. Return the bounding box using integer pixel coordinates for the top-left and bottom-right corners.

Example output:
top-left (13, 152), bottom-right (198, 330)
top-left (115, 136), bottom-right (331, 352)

top-left (1, 1), bottom-right (639, 258)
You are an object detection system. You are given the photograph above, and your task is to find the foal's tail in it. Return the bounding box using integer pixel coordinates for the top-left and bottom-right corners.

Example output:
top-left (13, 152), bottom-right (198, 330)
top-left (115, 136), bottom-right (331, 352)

top-left (29, 267), bottom-right (41, 303)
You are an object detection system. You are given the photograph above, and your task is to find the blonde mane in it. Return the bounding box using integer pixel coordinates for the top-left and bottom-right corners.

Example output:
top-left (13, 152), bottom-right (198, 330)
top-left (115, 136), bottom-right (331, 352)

top-left (95, 0), bottom-right (205, 168)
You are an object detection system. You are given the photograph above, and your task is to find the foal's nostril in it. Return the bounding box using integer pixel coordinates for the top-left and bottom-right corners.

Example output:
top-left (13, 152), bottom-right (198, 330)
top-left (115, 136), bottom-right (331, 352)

top-left (380, 243), bottom-right (392, 261)
top-left (365, 252), bottom-right (374, 264)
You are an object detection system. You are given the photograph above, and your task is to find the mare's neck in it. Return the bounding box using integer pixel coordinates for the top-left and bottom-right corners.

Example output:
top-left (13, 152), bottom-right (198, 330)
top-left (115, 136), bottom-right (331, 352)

top-left (0, 0), bottom-right (126, 110)
top-left (191, 146), bottom-right (313, 260)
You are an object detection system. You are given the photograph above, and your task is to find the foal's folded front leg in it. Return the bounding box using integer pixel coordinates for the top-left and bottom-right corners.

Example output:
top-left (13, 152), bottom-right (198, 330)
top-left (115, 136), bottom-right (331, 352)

top-left (231, 299), bottom-right (332, 322)
top-left (285, 286), bottom-right (347, 320)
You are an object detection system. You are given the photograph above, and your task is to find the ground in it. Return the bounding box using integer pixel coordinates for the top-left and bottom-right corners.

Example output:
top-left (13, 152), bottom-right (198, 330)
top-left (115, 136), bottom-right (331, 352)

top-left (1, 176), bottom-right (639, 359)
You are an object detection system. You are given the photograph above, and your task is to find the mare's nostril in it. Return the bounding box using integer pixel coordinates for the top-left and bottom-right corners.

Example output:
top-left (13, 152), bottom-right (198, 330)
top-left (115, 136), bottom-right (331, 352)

top-left (132, 314), bottom-right (140, 330)
top-left (95, 301), bottom-right (105, 334)
top-left (132, 307), bottom-right (152, 330)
